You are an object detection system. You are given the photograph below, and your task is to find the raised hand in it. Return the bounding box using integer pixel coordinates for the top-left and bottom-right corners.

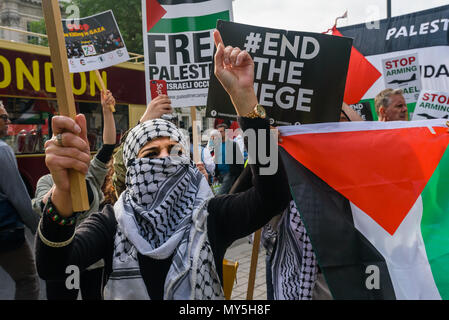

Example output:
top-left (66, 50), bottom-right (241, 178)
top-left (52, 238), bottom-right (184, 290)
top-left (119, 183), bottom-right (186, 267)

top-left (196, 162), bottom-right (208, 182)
top-left (140, 94), bottom-right (173, 123)
top-left (101, 89), bottom-right (116, 113)
top-left (101, 90), bottom-right (117, 145)
top-left (213, 30), bottom-right (258, 116)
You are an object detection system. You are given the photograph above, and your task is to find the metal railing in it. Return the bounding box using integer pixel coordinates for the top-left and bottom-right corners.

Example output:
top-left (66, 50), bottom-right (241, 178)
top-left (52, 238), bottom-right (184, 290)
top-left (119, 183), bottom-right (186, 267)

top-left (0, 25), bottom-right (144, 64)
top-left (0, 25), bottom-right (48, 38)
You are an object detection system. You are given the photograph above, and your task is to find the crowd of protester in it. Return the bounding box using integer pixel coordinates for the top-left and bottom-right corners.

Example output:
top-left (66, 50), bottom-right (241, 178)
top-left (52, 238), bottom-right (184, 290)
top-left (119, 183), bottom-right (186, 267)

top-left (0, 26), bottom-right (428, 301)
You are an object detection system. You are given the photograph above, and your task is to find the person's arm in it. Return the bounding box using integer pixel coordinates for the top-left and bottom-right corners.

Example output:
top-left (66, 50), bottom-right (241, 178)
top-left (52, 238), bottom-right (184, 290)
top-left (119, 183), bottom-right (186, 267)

top-left (31, 174), bottom-right (55, 217)
top-left (89, 87), bottom-right (117, 198)
top-left (0, 144), bottom-right (39, 233)
top-left (207, 30), bottom-right (290, 246)
top-left (87, 143), bottom-right (115, 193)
top-left (101, 90), bottom-right (116, 145)
top-left (35, 205), bottom-right (116, 281)
top-left (33, 89), bottom-right (116, 218)
top-left (44, 114), bottom-right (90, 217)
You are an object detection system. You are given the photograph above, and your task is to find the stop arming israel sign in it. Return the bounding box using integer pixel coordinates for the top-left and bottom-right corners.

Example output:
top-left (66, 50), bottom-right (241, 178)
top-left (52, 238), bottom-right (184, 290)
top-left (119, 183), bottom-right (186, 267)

top-left (142, 0), bottom-right (233, 107)
top-left (412, 90), bottom-right (449, 120)
top-left (382, 53), bottom-right (422, 104)
top-left (207, 20), bottom-right (352, 125)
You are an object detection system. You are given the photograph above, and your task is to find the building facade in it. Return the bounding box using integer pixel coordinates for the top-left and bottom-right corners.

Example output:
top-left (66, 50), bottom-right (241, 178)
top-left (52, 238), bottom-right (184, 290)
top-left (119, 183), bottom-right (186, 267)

top-left (0, 0), bottom-right (44, 42)
top-left (0, 0), bottom-right (217, 141)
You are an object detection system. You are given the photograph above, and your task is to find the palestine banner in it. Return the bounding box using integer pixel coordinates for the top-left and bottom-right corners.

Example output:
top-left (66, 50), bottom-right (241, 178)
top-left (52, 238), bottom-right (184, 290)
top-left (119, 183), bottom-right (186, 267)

top-left (336, 4), bottom-right (449, 119)
top-left (142, 0), bottom-right (233, 107)
top-left (412, 90), bottom-right (449, 120)
top-left (279, 120), bottom-right (449, 299)
top-left (207, 20), bottom-right (353, 126)
top-left (63, 10), bottom-right (130, 73)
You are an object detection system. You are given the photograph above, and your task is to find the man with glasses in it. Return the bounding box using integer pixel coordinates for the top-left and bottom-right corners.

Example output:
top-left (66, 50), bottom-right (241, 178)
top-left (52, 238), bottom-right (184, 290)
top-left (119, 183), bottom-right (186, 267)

top-left (0, 101), bottom-right (40, 299)
top-left (0, 111), bottom-right (10, 137)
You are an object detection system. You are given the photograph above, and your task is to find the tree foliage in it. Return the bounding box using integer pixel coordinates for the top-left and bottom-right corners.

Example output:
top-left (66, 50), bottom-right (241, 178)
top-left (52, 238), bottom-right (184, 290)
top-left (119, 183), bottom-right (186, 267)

top-left (28, 20), bottom-right (48, 46)
top-left (70, 0), bottom-right (143, 54)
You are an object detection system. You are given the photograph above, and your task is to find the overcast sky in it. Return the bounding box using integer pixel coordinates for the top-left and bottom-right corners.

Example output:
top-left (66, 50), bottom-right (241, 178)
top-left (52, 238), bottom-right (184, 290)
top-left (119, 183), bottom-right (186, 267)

top-left (232, 0), bottom-right (449, 33)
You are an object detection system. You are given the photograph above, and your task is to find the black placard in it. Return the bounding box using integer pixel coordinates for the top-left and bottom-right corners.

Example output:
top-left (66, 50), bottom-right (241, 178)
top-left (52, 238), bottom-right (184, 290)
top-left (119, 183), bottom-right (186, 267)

top-left (348, 101), bottom-right (374, 121)
top-left (207, 20), bottom-right (353, 125)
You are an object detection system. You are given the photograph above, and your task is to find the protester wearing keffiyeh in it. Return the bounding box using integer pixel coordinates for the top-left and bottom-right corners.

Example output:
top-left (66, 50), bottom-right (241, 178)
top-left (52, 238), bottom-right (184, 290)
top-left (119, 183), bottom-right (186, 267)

top-left (103, 119), bottom-right (223, 299)
top-left (36, 30), bottom-right (291, 301)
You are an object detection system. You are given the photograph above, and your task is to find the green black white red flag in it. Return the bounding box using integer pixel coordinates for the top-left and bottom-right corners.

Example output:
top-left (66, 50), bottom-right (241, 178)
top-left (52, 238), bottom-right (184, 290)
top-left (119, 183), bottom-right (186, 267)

top-left (279, 119), bottom-right (449, 299)
top-left (335, 5), bottom-right (449, 119)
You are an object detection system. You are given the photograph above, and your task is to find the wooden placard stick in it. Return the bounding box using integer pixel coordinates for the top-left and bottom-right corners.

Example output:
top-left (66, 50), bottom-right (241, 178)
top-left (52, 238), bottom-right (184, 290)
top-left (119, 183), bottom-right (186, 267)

top-left (42, 0), bottom-right (89, 212)
top-left (190, 106), bottom-right (200, 163)
top-left (246, 228), bottom-right (262, 300)
top-left (95, 70), bottom-right (115, 112)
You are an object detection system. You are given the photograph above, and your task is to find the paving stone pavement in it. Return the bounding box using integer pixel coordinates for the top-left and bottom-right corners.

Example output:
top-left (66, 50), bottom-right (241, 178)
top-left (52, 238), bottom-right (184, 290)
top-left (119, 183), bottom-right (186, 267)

top-left (224, 237), bottom-right (268, 300)
top-left (0, 230), bottom-right (47, 300)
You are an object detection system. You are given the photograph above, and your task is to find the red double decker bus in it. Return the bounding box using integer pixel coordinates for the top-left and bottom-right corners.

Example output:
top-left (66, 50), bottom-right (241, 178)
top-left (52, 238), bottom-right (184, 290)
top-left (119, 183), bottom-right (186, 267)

top-left (0, 39), bottom-right (147, 196)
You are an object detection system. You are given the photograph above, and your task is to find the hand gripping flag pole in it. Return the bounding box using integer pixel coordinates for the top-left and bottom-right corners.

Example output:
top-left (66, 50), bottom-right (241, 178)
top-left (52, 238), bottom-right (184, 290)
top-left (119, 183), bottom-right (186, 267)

top-left (42, 0), bottom-right (89, 212)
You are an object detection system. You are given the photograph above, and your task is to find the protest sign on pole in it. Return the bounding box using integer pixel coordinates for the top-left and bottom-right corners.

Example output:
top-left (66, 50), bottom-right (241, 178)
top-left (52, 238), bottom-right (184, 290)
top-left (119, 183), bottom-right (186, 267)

top-left (42, 0), bottom-right (89, 212)
top-left (141, 0), bottom-right (233, 108)
top-left (63, 10), bottom-right (130, 73)
top-left (207, 20), bottom-right (353, 125)
top-left (382, 53), bottom-right (422, 104)
top-left (412, 90), bottom-right (449, 120)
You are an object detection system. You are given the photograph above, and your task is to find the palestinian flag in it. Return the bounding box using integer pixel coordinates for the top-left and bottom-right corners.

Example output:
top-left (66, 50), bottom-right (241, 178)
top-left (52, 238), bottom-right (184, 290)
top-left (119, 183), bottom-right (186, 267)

top-left (332, 27), bottom-right (381, 105)
top-left (145, 0), bottom-right (233, 33)
top-left (336, 4), bottom-right (449, 119)
top-left (278, 119), bottom-right (449, 299)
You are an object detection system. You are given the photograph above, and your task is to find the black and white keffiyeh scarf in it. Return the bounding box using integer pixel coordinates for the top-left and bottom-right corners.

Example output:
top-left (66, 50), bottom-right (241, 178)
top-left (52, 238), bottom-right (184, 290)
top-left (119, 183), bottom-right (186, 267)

top-left (271, 200), bottom-right (319, 300)
top-left (103, 119), bottom-right (223, 300)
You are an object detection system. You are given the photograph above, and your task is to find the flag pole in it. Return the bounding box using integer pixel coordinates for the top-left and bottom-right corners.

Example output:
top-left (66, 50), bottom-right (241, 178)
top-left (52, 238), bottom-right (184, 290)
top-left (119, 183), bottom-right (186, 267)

top-left (246, 228), bottom-right (262, 300)
top-left (387, 0), bottom-right (392, 18)
top-left (190, 106), bottom-right (200, 163)
top-left (42, 0), bottom-right (89, 212)
top-left (322, 10), bottom-right (348, 34)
